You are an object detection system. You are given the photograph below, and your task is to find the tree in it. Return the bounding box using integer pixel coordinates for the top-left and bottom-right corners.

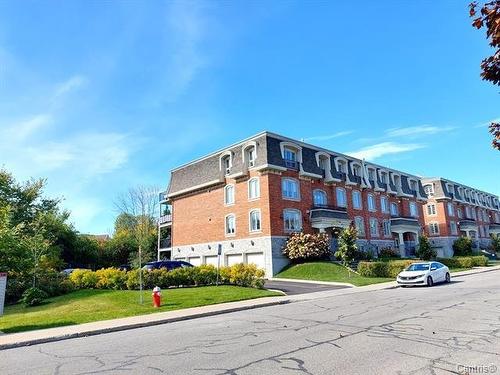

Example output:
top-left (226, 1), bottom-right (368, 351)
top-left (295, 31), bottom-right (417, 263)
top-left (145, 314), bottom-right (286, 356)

top-left (415, 235), bottom-right (436, 261)
top-left (115, 186), bottom-right (159, 303)
top-left (335, 225), bottom-right (358, 267)
top-left (469, 1), bottom-right (500, 150)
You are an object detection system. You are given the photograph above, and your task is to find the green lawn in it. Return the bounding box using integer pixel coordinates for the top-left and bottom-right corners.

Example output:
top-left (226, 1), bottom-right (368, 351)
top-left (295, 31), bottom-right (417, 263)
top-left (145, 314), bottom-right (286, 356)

top-left (0, 286), bottom-right (280, 334)
top-left (276, 262), bottom-right (393, 286)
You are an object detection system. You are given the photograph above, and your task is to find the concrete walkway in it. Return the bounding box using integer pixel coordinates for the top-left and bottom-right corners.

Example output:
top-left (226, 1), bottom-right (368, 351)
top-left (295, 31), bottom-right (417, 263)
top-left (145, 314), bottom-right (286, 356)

top-left (1, 264), bottom-right (498, 351)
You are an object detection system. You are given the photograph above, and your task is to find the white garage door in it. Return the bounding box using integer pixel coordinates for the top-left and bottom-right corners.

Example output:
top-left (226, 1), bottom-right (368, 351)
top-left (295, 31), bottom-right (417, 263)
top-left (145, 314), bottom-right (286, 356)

top-left (226, 254), bottom-right (243, 266)
top-left (246, 253), bottom-right (265, 270)
top-left (204, 255), bottom-right (218, 266)
top-left (175, 257), bottom-right (186, 262)
top-left (188, 257), bottom-right (201, 266)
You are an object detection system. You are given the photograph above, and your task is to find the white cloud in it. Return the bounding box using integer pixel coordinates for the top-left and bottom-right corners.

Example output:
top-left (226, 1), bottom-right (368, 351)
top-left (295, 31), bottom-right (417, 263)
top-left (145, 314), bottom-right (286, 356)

top-left (53, 75), bottom-right (88, 99)
top-left (304, 131), bottom-right (353, 142)
top-left (474, 117), bottom-right (500, 128)
top-left (2, 114), bottom-right (52, 141)
top-left (385, 125), bottom-right (456, 138)
top-left (346, 142), bottom-right (425, 161)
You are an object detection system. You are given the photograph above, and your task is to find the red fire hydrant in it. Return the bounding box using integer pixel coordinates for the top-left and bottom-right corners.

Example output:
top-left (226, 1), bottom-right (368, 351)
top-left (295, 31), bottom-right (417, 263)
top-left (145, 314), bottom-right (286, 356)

top-left (152, 286), bottom-right (161, 308)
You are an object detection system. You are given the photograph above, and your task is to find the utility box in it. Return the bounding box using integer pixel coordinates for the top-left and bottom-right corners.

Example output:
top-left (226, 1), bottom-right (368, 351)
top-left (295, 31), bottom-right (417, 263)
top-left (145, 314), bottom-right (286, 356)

top-left (0, 273), bottom-right (7, 316)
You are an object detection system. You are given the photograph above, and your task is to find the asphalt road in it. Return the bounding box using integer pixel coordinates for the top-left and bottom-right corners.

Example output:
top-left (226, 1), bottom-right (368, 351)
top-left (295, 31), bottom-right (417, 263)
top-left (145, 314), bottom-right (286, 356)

top-left (2, 271), bottom-right (500, 375)
top-left (264, 280), bottom-right (349, 295)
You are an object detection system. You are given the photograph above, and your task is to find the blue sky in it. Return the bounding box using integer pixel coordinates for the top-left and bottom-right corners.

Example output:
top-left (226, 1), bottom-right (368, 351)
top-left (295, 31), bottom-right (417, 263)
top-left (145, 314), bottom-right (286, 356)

top-left (0, 1), bottom-right (498, 234)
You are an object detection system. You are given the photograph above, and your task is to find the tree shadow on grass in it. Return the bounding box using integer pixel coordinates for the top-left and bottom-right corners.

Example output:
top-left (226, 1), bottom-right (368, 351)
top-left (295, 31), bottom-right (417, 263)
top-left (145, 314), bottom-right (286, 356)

top-left (2, 321), bottom-right (77, 334)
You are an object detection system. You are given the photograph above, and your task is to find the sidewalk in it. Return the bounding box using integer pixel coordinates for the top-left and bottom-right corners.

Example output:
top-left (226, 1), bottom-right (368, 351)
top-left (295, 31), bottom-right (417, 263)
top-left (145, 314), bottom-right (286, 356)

top-left (1, 264), bottom-right (498, 350)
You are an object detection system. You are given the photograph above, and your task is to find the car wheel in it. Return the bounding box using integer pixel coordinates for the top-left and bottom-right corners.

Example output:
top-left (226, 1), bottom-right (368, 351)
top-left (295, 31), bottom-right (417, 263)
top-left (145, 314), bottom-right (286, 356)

top-left (445, 273), bottom-right (450, 283)
top-left (426, 276), bottom-right (434, 287)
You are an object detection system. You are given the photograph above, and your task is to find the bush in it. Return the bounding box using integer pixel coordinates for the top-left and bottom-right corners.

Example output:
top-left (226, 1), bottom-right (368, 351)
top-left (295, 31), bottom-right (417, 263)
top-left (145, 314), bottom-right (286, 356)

top-left (282, 232), bottom-right (331, 262)
top-left (334, 226), bottom-right (358, 265)
top-left (470, 255), bottom-right (488, 267)
top-left (490, 234), bottom-right (500, 253)
top-left (453, 237), bottom-right (473, 256)
top-left (437, 257), bottom-right (475, 269)
top-left (415, 235), bottom-right (436, 261)
top-left (358, 260), bottom-right (417, 278)
top-left (378, 247), bottom-right (400, 259)
top-left (95, 268), bottom-right (127, 290)
top-left (20, 287), bottom-right (48, 307)
top-left (69, 269), bottom-right (98, 289)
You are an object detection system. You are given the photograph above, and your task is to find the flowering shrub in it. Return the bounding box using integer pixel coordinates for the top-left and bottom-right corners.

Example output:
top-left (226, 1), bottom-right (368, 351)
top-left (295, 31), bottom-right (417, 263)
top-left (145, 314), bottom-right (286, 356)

top-left (95, 268), bottom-right (127, 289)
top-left (282, 232), bottom-right (331, 262)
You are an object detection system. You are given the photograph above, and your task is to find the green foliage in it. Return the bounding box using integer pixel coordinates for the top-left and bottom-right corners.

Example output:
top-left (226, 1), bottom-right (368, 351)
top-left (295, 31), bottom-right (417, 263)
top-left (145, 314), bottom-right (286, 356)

top-left (282, 232), bottom-right (331, 262)
top-left (335, 225), bottom-right (358, 265)
top-left (378, 247), bottom-right (400, 259)
top-left (358, 260), bottom-right (417, 278)
top-left (437, 256), bottom-right (488, 268)
top-left (70, 264), bottom-right (265, 290)
top-left (453, 237), bottom-right (473, 256)
top-left (490, 234), bottom-right (500, 253)
top-left (20, 287), bottom-right (48, 307)
top-left (415, 235), bottom-right (436, 261)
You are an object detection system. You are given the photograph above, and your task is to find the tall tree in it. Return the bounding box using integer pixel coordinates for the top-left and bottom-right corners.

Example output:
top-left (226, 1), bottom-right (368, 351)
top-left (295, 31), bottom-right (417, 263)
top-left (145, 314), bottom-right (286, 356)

top-left (469, 1), bottom-right (500, 150)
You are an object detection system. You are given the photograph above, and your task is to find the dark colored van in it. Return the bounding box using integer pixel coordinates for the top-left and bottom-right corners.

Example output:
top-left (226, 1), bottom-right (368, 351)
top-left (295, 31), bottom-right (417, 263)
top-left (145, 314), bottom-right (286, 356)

top-left (142, 260), bottom-right (194, 271)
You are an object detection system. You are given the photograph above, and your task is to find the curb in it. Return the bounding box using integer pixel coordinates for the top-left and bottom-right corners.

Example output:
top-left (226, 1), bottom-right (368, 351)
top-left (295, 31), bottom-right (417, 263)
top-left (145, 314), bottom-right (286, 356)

top-left (268, 277), bottom-right (355, 287)
top-left (0, 298), bottom-right (289, 351)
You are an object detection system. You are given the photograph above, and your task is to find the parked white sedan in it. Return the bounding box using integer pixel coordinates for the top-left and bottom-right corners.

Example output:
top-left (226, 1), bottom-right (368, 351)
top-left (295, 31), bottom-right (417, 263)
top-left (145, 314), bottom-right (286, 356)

top-left (396, 261), bottom-right (450, 287)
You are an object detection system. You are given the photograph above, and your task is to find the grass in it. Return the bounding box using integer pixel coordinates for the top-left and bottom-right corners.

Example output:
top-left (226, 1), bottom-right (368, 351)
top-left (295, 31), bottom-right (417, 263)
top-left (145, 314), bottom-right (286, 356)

top-left (276, 261), bottom-right (393, 286)
top-left (0, 286), bottom-right (280, 334)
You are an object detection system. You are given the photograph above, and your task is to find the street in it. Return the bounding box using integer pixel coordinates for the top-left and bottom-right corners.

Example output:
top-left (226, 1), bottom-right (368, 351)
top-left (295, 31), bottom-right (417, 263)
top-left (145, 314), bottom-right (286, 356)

top-left (1, 270), bottom-right (499, 375)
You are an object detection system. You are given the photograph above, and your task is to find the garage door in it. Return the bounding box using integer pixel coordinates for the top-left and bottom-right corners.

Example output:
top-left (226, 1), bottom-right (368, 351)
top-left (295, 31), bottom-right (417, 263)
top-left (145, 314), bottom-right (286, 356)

top-left (204, 255), bottom-right (218, 266)
top-left (226, 254), bottom-right (243, 266)
top-left (188, 257), bottom-right (201, 266)
top-left (246, 252), bottom-right (265, 270)
top-left (174, 257), bottom-right (186, 262)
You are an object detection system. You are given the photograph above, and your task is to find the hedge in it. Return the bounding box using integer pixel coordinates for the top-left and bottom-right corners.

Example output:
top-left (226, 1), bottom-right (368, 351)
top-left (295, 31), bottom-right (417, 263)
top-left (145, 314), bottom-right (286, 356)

top-left (358, 256), bottom-right (488, 278)
top-left (69, 264), bottom-right (265, 290)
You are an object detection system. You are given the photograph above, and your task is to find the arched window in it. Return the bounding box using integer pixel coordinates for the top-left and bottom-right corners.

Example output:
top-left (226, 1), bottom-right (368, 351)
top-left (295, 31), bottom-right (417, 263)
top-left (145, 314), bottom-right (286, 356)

top-left (424, 184), bottom-right (434, 196)
top-left (225, 214), bottom-right (236, 235)
top-left (219, 151), bottom-right (233, 175)
top-left (282, 178), bottom-right (300, 200)
top-left (313, 189), bottom-right (327, 207)
top-left (390, 202), bottom-right (399, 216)
top-left (224, 184), bottom-right (235, 205)
top-left (352, 163), bottom-right (362, 177)
top-left (367, 194), bottom-right (376, 211)
top-left (242, 142), bottom-right (257, 168)
top-left (249, 210), bottom-right (261, 232)
top-left (352, 190), bottom-right (362, 210)
top-left (248, 178), bottom-right (260, 200)
top-left (336, 158), bottom-right (347, 174)
top-left (336, 187), bottom-right (347, 207)
top-left (380, 196), bottom-right (389, 213)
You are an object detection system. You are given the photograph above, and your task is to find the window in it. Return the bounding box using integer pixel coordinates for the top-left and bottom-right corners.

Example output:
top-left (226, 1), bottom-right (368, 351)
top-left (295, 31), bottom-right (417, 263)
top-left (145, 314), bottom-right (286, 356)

top-left (424, 184), bottom-right (434, 196)
top-left (367, 194), bottom-right (376, 211)
top-left (369, 218), bottom-right (379, 237)
top-left (352, 163), bottom-right (361, 177)
top-left (283, 147), bottom-right (298, 169)
top-left (409, 180), bottom-right (418, 192)
top-left (246, 147), bottom-right (256, 167)
top-left (337, 159), bottom-right (347, 174)
top-left (457, 208), bottom-right (463, 219)
top-left (355, 216), bottom-right (365, 237)
top-left (352, 190), bottom-right (362, 210)
top-left (222, 156), bottom-right (231, 175)
top-left (380, 196), bottom-right (389, 213)
top-left (465, 206), bottom-right (471, 218)
top-left (225, 214), bottom-right (235, 235)
top-left (282, 178), bottom-right (300, 200)
top-left (313, 189), bottom-right (327, 207)
top-left (249, 210), bottom-right (261, 232)
top-left (284, 209), bottom-right (301, 232)
top-left (224, 185), bottom-right (235, 205)
top-left (427, 204), bottom-right (436, 216)
top-left (336, 187), bottom-right (347, 207)
top-left (471, 208), bottom-right (477, 220)
top-left (409, 202), bottom-right (418, 217)
top-left (318, 156), bottom-right (329, 171)
top-left (248, 178), bottom-right (260, 200)
top-left (390, 202), bottom-right (399, 216)
top-left (367, 168), bottom-right (375, 181)
top-left (447, 202), bottom-right (454, 217)
top-left (380, 171), bottom-right (388, 184)
top-left (382, 220), bottom-right (391, 237)
top-left (429, 222), bottom-right (439, 235)
top-left (450, 221), bottom-right (458, 235)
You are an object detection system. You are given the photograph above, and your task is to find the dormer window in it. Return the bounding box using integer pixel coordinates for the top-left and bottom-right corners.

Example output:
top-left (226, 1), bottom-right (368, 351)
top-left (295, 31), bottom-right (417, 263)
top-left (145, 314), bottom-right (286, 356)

top-left (280, 141), bottom-right (302, 170)
top-left (380, 171), bottom-right (388, 184)
top-left (247, 147), bottom-right (255, 167)
top-left (409, 179), bottom-right (417, 192)
top-left (393, 174), bottom-right (401, 190)
top-left (219, 151), bottom-right (233, 175)
top-left (352, 163), bottom-right (362, 177)
top-left (337, 159), bottom-right (347, 174)
top-left (242, 142), bottom-right (257, 168)
top-left (367, 168), bottom-right (375, 181)
top-left (424, 184), bottom-right (434, 196)
top-left (318, 155), bottom-right (329, 171)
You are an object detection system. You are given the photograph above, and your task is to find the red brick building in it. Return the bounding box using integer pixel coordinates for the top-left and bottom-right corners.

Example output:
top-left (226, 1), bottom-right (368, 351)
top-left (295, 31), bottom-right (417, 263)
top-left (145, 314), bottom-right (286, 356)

top-left (158, 132), bottom-right (429, 277)
top-left (422, 177), bottom-right (500, 257)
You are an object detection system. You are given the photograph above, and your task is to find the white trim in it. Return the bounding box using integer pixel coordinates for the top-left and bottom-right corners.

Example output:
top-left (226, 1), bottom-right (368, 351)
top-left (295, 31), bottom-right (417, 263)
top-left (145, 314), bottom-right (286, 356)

top-left (253, 163), bottom-right (287, 172)
top-left (242, 141), bottom-right (258, 165)
top-left (224, 213), bottom-right (236, 237)
top-left (313, 189), bottom-right (328, 206)
top-left (367, 193), bottom-right (376, 212)
top-left (352, 190), bottom-right (362, 210)
top-left (283, 208), bottom-right (302, 233)
top-left (167, 179), bottom-right (221, 198)
top-left (334, 156), bottom-right (348, 174)
top-left (249, 209), bottom-right (262, 233)
top-left (282, 177), bottom-right (301, 201)
top-left (299, 171), bottom-right (323, 179)
top-left (219, 150), bottom-right (233, 173)
top-left (335, 187), bottom-right (347, 208)
top-left (224, 184), bottom-right (235, 206)
top-left (279, 141), bottom-right (303, 162)
top-left (248, 177), bottom-right (260, 200)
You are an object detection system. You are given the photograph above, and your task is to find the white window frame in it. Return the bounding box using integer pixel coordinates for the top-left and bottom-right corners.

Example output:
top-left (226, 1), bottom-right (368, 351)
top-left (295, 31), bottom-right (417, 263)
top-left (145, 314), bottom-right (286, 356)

top-left (447, 202), bottom-right (454, 217)
top-left (367, 167), bottom-right (376, 181)
top-left (283, 209), bottom-right (302, 233)
top-left (352, 190), bottom-right (362, 210)
top-left (224, 184), bottom-right (235, 206)
top-left (390, 202), bottom-right (399, 216)
top-left (354, 216), bottom-right (365, 237)
top-left (382, 220), bottom-right (391, 237)
top-left (450, 221), bottom-right (458, 235)
top-left (335, 157), bottom-right (348, 174)
top-left (429, 222), bottom-right (439, 235)
top-left (457, 208), bottom-right (463, 219)
top-left (225, 214), bottom-right (236, 236)
top-left (282, 178), bottom-right (300, 201)
top-left (336, 187), bottom-right (347, 208)
top-left (427, 203), bottom-right (436, 216)
top-left (369, 218), bottom-right (379, 237)
top-left (313, 189), bottom-right (328, 207)
top-left (380, 196), bottom-right (389, 213)
top-left (367, 193), bottom-right (376, 212)
top-left (219, 151), bottom-right (233, 175)
top-left (242, 141), bottom-right (257, 168)
top-left (409, 201), bottom-right (418, 217)
top-left (424, 184), bottom-right (434, 196)
top-left (351, 162), bottom-right (362, 177)
top-left (248, 177), bottom-right (260, 200)
top-left (379, 170), bottom-right (388, 184)
top-left (249, 209), bottom-right (262, 233)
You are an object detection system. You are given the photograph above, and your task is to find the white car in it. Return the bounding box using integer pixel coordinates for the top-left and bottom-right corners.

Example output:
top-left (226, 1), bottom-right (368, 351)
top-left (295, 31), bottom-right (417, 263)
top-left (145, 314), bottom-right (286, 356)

top-left (396, 261), bottom-right (450, 287)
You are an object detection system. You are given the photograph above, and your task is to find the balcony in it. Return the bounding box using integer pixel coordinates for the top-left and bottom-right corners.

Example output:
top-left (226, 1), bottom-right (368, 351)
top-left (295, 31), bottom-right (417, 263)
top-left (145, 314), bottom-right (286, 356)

top-left (284, 160), bottom-right (299, 170)
top-left (159, 214), bottom-right (172, 226)
top-left (159, 238), bottom-right (172, 249)
top-left (390, 216), bottom-right (420, 232)
top-left (159, 192), bottom-right (168, 203)
top-left (309, 205), bottom-right (350, 230)
top-left (459, 219), bottom-right (476, 231)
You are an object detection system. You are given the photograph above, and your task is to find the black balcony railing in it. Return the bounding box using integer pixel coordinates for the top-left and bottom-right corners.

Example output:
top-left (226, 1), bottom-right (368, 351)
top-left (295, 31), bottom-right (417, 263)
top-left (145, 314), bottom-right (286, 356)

top-left (284, 160), bottom-right (299, 170)
top-left (311, 204), bottom-right (347, 212)
top-left (159, 238), bottom-right (171, 249)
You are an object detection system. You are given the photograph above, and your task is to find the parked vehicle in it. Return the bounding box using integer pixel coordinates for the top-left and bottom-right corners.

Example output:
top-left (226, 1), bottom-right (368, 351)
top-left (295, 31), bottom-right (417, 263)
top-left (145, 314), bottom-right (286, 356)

top-left (142, 260), bottom-right (193, 271)
top-left (118, 264), bottom-right (132, 272)
top-left (396, 261), bottom-right (450, 287)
